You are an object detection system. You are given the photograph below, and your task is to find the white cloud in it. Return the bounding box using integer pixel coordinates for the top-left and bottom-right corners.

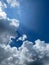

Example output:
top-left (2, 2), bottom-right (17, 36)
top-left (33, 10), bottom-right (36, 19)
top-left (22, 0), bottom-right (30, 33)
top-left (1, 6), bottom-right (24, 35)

top-left (0, 44), bottom-right (18, 65)
top-left (0, 18), bottom-right (19, 45)
top-left (0, 39), bottom-right (49, 65)
top-left (0, 11), bottom-right (19, 44)
top-left (9, 19), bottom-right (19, 28)
top-left (0, 1), bottom-right (19, 45)
top-left (0, 1), bottom-right (7, 8)
top-left (0, 1), bottom-right (7, 19)
top-left (17, 34), bottom-right (27, 41)
top-left (7, 0), bottom-right (20, 7)
top-left (0, 10), bottom-right (7, 19)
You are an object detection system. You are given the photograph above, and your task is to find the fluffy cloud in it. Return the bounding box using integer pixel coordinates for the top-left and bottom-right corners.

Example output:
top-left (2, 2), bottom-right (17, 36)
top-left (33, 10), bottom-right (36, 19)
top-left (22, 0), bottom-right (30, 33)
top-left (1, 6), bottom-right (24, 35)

top-left (0, 9), bottom-right (7, 19)
top-left (0, 18), bottom-right (19, 44)
top-left (9, 19), bottom-right (19, 28)
top-left (7, 0), bottom-right (20, 7)
top-left (17, 34), bottom-right (27, 41)
top-left (0, 1), bottom-right (7, 19)
top-left (0, 1), bottom-right (19, 45)
top-left (0, 39), bottom-right (49, 65)
top-left (0, 6), bottom-right (19, 44)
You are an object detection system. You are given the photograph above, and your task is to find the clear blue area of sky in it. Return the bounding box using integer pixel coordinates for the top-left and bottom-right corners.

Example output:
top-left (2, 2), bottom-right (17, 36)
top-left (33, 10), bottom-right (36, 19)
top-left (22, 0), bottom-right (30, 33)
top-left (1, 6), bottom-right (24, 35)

top-left (18, 0), bottom-right (49, 42)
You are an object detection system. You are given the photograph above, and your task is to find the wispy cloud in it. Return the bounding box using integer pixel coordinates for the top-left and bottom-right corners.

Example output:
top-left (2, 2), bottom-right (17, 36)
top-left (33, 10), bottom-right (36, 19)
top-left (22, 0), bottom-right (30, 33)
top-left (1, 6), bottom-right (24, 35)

top-left (0, 1), bottom-right (7, 19)
top-left (7, 0), bottom-right (20, 7)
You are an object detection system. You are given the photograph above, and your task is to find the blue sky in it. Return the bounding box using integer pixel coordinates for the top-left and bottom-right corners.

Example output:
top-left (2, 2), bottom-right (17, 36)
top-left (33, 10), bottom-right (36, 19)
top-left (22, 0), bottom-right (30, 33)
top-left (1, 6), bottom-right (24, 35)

top-left (17, 0), bottom-right (49, 42)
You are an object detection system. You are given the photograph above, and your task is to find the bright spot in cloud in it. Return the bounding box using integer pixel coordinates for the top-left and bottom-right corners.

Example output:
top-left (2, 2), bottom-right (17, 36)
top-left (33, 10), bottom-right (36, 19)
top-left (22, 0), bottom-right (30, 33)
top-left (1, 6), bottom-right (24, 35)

top-left (0, 10), bottom-right (7, 19)
top-left (17, 34), bottom-right (27, 41)
top-left (10, 19), bottom-right (19, 28)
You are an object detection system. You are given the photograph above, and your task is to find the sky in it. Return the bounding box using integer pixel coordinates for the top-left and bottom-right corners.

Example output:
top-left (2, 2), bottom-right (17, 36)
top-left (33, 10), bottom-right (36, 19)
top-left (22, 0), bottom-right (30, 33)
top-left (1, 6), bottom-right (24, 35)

top-left (0, 0), bottom-right (49, 65)
top-left (18, 0), bottom-right (49, 42)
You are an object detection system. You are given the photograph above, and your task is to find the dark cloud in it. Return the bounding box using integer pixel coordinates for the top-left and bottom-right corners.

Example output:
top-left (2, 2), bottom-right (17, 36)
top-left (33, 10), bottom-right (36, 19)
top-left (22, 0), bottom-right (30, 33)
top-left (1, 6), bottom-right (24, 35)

top-left (27, 60), bottom-right (44, 65)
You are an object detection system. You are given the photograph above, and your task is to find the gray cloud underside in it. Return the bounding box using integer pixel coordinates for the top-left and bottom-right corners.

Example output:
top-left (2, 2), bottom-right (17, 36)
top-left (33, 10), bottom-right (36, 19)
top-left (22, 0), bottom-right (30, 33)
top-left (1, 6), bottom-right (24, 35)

top-left (0, 19), bottom-right (18, 35)
top-left (0, 18), bottom-right (19, 44)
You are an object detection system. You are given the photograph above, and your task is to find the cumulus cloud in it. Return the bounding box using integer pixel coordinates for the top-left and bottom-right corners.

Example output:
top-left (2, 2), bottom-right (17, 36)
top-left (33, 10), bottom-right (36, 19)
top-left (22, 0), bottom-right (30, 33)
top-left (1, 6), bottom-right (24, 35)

top-left (7, 0), bottom-right (20, 7)
top-left (0, 39), bottom-right (49, 65)
top-left (17, 34), bottom-right (27, 41)
top-left (0, 12), bottom-right (19, 44)
top-left (0, 1), bottom-right (19, 44)
top-left (0, 18), bottom-right (19, 44)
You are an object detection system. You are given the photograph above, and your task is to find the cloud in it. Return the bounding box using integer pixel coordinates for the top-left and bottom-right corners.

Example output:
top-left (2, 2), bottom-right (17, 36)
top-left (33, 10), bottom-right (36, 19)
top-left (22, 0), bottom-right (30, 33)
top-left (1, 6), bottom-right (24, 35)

top-left (0, 18), bottom-right (19, 44)
top-left (0, 1), bottom-right (7, 19)
top-left (0, 39), bottom-right (49, 65)
top-left (17, 34), bottom-right (27, 41)
top-left (0, 1), bottom-right (19, 45)
top-left (0, 10), bottom-right (7, 19)
top-left (9, 19), bottom-right (19, 28)
top-left (0, 1), bottom-right (7, 8)
top-left (7, 0), bottom-right (20, 7)
top-left (0, 44), bottom-right (18, 65)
